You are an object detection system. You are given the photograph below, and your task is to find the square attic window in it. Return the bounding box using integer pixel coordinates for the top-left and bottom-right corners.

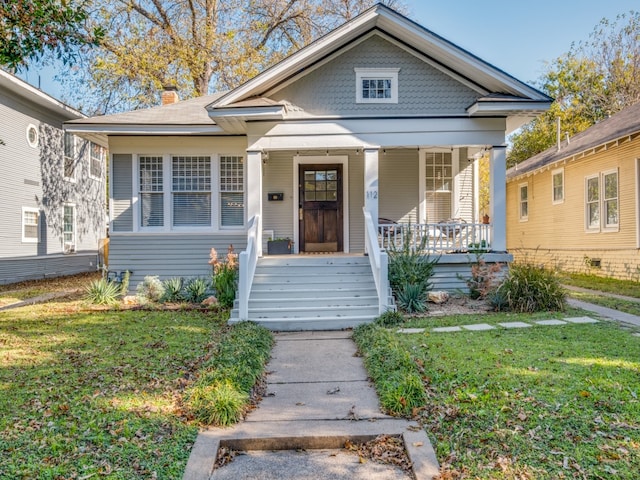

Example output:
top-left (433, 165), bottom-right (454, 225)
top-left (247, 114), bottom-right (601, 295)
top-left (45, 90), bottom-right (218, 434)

top-left (355, 68), bottom-right (399, 104)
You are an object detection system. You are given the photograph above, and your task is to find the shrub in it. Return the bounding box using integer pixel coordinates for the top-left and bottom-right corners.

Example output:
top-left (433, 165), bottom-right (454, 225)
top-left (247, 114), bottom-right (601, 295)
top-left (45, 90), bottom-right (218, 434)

top-left (119, 270), bottom-right (131, 296)
top-left (375, 310), bottom-right (405, 327)
top-left (183, 277), bottom-right (211, 304)
top-left (161, 277), bottom-right (185, 303)
top-left (210, 245), bottom-right (238, 309)
top-left (465, 256), bottom-right (503, 300)
top-left (184, 381), bottom-right (248, 426)
top-left (136, 275), bottom-right (164, 303)
top-left (395, 282), bottom-right (428, 313)
top-left (84, 278), bottom-right (120, 305)
top-left (495, 262), bottom-right (566, 312)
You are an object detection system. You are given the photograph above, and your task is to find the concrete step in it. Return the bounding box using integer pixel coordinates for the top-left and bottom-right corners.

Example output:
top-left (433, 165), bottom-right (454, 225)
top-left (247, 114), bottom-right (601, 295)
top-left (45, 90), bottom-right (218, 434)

top-left (257, 256), bottom-right (370, 267)
top-left (248, 287), bottom-right (378, 299)
top-left (246, 305), bottom-right (379, 319)
top-left (228, 315), bottom-right (377, 331)
top-left (235, 296), bottom-right (379, 309)
top-left (254, 264), bottom-right (373, 275)
top-left (252, 274), bottom-right (375, 285)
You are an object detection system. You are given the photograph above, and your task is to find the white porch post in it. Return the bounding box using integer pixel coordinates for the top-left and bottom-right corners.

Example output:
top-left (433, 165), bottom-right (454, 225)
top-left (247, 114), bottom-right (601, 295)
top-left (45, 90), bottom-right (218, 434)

top-left (246, 150), bottom-right (263, 256)
top-left (364, 147), bottom-right (379, 226)
top-left (489, 145), bottom-right (507, 252)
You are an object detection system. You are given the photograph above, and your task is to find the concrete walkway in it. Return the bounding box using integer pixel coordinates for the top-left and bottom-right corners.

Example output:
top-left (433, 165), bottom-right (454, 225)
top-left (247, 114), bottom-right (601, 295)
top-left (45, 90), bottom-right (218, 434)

top-left (183, 330), bottom-right (439, 480)
top-left (0, 290), bottom-right (79, 311)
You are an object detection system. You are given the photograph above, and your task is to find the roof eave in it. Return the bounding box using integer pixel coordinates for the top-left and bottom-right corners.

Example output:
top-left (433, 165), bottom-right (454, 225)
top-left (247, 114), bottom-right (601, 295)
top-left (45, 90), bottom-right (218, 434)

top-left (64, 124), bottom-right (225, 136)
top-left (467, 101), bottom-right (552, 116)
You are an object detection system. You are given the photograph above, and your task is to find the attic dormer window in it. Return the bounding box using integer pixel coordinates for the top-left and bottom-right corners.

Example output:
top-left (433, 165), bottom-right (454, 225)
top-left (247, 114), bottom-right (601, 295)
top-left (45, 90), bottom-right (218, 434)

top-left (355, 68), bottom-right (399, 104)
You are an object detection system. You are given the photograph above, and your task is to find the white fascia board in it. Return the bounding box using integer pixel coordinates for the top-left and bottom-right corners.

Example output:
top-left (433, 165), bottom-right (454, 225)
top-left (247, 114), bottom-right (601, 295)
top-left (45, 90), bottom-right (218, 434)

top-left (64, 124), bottom-right (225, 135)
top-left (208, 105), bottom-right (285, 120)
top-left (467, 101), bottom-right (552, 116)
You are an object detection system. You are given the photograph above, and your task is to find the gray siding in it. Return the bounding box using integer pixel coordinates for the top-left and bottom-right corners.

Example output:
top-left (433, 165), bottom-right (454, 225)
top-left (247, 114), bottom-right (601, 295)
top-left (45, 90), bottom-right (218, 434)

top-left (262, 151), bottom-right (294, 239)
top-left (272, 34), bottom-right (479, 116)
top-left (379, 150), bottom-right (419, 223)
top-left (112, 154), bottom-right (133, 232)
top-left (109, 234), bottom-right (247, 289)
top-left (348, 153), bottom-right (365, 252)
top-left (0, 253), bottom-right (98, 285)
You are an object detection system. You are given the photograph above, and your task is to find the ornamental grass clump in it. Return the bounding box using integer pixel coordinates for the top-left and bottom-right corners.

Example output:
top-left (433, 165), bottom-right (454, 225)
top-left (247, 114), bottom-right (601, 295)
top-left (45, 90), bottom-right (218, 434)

top-left (493, 262), bottom-right (566, 312)
top-left (209, 245), bottom-right (238, 308)
top-left (84, 278), bottom-right (121, 305)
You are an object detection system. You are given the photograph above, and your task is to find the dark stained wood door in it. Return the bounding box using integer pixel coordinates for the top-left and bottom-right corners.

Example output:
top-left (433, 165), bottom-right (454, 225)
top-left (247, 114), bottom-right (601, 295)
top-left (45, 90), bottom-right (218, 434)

top-left (299, 164), bottom-right (343, 252)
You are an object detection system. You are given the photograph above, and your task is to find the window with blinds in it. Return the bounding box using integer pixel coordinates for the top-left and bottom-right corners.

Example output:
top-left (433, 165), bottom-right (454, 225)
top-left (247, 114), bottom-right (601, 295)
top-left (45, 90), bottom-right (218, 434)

top-left (22, 207), bottom-right (39, 242)
top-left (425, 152), bottom-right (453, 222)
top-left (64, 132), bottom-right (76, 180)
top-left (63, 205), bottom-right (75, 244)
top-left (172, 156), bottom-right (211, 227)
top-left (90, 142), bottom-right (103, 178)
top-left (220, 155), bottom-right (244, 227)
top-left (139, 156), bottom-right (164, 227)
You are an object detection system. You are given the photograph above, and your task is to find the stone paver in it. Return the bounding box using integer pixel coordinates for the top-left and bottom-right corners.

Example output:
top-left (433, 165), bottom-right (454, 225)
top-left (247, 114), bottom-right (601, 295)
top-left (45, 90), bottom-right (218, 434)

top-left (564, 316), bottom-right (600, 324)
top-left (397, 328), bottom-right (425, 334)
top-left (534, 319), bottom-right (567, 326)
top-left (462, 323), bottom-right (495, 331)
top-left (498, 322), bottom-right (532, 329)
top-left (432, 326), bottom-right (462, 333)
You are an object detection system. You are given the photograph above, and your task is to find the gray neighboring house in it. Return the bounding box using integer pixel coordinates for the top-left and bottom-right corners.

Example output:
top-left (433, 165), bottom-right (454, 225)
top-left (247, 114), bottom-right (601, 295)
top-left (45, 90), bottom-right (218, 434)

top-left (0, 69), bottom-right (108, 285)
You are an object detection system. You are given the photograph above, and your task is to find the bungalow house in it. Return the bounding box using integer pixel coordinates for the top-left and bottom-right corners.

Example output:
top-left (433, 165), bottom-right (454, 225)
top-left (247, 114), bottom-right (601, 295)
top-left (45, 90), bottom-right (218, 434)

top-left (0, 70), bottom-right (107, 285)
top-left (66, 4), bottom-right (551, 329)
top-left (506, 101), bottom-right (640, 280)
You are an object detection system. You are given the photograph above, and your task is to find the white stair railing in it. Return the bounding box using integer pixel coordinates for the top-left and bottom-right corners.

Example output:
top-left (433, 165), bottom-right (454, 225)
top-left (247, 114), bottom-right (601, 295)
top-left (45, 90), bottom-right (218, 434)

top-left (238, 214), bottom-right (260, 320)
top-left (363, 208), bottom-right (389, 314)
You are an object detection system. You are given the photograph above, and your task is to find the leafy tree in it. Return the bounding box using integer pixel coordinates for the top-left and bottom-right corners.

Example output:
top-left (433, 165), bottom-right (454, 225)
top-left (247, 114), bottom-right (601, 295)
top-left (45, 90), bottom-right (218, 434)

top-left (0, 0), bottom-right (103, 69)
top-left (63, 0), bottom-right (406, 114)
top-left (508, 11), bottom-right (640, 167)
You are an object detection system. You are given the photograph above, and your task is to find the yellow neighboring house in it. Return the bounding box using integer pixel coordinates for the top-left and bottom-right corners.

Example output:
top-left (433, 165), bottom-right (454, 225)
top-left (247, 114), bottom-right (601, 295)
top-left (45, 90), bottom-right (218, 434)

top-left (506, 102), bottom-right (640, 280)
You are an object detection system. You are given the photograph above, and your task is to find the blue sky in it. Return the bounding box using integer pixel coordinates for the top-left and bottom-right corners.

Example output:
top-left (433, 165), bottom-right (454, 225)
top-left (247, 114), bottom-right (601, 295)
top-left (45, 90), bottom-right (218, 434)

top-left (19, 0), bottom-right (638, 101)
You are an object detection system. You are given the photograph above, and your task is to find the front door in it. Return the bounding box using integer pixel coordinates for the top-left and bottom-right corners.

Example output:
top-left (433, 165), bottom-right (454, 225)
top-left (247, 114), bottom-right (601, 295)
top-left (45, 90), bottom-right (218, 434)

top-left (299, 164), bottom-right (343, 252)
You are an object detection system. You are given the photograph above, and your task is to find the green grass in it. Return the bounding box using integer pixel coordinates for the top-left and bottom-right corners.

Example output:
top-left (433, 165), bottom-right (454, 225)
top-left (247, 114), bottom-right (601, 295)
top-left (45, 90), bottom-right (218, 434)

top-left (569, 291), bottom-right (640, 317)
top-left (560, 272), bottom-right (640, 299)
top-left (356, 313), bottom-right (640, 479)
top-left (0, 295), bottom-right (272, 478)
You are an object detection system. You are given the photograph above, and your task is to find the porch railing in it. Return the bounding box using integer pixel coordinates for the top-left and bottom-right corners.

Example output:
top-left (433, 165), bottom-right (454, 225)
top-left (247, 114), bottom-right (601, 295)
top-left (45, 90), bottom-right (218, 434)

top-left (363, 208), bottom-right (390, 314)
top-left (379, 221), bottom-right (492, 254)
top-left (238, 214), bottom-right (260, 320)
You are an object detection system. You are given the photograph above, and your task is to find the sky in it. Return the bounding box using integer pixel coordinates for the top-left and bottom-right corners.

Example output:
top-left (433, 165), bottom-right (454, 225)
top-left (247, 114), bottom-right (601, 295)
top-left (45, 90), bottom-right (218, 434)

top-left (17, 0), bottom-right (638, 103)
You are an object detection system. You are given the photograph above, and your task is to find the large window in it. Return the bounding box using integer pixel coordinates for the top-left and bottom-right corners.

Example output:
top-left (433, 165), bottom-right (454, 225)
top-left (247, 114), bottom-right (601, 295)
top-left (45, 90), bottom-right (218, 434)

top-left (425, 151), bottom-right (452, 222)
top-left (519, 183), bottom-right (529, 221)
top-left (22, 207), bottom-right (40, 243)
top-left (220, 155), bottom-right (244, 227)
top-left (585, 170), bottom-right (618, 231)
top-left (355, 68), bottom-right (399, 104)
top-left (552, 168), bottom-right (564, 204)
top-left (139, 156), bottom-right (164, 227)
top-left (90, 142), bottom-right (104, 178)
top-left (172, 156), bottom-right (211, 227)
top-left (64, 132), bottom-right (76, 181)
top-left (63, 204), bottom-right (75, 248)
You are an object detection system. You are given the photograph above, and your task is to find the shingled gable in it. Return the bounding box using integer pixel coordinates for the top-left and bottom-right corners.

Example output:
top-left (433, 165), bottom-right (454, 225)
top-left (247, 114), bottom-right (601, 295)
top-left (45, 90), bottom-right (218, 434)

top-left (507, 101), bottom-right (640, 180)
top-left (206, 3), bottom-right (552, 133)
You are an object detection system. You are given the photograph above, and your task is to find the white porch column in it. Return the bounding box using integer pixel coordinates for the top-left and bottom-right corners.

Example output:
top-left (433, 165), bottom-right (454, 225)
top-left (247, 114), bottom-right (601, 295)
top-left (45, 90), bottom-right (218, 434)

top-left (246, 150), bottom-right (263, 256)
top-left (364, 148), bottom-right (379, 225)
top-left (489, 145), bottom-right (507, 252)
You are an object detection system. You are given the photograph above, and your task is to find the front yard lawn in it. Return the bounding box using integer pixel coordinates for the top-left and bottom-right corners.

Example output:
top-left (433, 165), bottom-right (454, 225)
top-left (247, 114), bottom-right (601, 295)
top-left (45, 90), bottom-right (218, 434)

top-left (560, 272), bottom-right (640, 299)
top-left (0, 295), bottom-right (269, 478)
top-left (355, 313), bottom-right (640, 479)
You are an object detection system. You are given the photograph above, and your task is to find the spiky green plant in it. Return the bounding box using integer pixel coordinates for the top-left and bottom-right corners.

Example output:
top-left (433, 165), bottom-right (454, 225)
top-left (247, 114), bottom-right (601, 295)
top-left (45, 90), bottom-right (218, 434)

top-left (183, 277), bottom-right (210, 304)
top-left (161, 277), bottom-right (185, 303)
top-left (84, 278), bottom-right (120, 305)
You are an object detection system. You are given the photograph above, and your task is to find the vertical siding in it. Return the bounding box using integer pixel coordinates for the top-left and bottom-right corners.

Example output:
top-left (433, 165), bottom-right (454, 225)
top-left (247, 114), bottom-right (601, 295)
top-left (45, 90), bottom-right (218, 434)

top-left (379, 149), bottom-right (419, 222)
top-left (507, 139), bottom-right (640, 279)
top-left (271, 35), bottom-right (478, 117)
top-left (112, 154), bottom-right (133, 232)
top-left (262, 151), bottom-right (294, 239)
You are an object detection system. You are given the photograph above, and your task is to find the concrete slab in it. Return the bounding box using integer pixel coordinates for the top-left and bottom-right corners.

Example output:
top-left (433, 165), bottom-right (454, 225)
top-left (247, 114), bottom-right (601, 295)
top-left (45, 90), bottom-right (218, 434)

top-left (275, 331), bottom-right (354, 340)
top-left (209, 449), bottom-right (412, 480)
top-left (535, 319), bottom-right (568, 326)
top-left (462, 323), bottom-right (495, 331)
top-left (564, 316), bottom-right (599, 324)
top-left (397, 328), bottom-right (425, 334)
top-left (432, 326), bottom-right (463, 332)
top-left (567, 299), bottom-right (640, 327)
top-left (247, 381), bottom-right (387, 422)
top-left (268, 338), bottom-right (368, 383)
top-left (498, 322), bottom-right (532, 329)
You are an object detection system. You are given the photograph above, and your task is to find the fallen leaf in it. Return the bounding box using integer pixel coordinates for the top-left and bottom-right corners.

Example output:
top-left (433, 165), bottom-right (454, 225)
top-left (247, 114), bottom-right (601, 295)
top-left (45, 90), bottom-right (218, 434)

top-left (412, 441), bottom-right (423, 447)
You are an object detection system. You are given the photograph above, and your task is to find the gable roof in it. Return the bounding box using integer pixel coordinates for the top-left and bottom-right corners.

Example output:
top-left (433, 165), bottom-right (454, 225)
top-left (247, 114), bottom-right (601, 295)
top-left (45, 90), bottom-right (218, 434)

top-left (507, 101), bottom-right (640, 180)
top-left (0, 69), bottom-right (84, 120)
top-left (207, 3), bottom-right (552, 120)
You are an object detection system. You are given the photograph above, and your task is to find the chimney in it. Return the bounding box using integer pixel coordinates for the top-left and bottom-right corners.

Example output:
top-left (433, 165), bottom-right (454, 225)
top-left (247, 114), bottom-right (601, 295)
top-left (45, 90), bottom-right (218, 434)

top-left (161, 85), bottom-right (179, 105)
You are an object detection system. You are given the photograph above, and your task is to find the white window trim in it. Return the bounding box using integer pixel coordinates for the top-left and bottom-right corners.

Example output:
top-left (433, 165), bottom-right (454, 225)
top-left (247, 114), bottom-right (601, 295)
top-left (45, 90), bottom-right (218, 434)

top-left (89, 142), bottom-right (104, 180)
top-left (602, 168), bottom-right (619, 232)
top-left (584, 174), bottom-right (600, 233)
top-left (26, 124), bottom-right (39, 148)
top-left (134, 154), bottom-right (167, 233)
top-left (354, 68), bottom-right (399, 104)
top-left (519, 183), bottom-right (529, 222)
top-left (171, 155), bottom-right (214, 230)
top-left (218, 154), bottom-right (246, 230)
top-left (63, 203), bottom-right (76, 250)
top-left (551, 167), bottom-right (564, 205)
top-left (22, 207), bottom-right (40, 243)
top-left (63, 133), bottom-right (77, 183)
top-left (418, 148), bottom-right (458, 223)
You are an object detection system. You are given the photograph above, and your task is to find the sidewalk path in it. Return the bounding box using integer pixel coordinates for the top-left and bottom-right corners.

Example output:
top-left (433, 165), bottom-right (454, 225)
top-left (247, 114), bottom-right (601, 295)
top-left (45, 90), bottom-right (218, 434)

top-left (563, 284), bottom-right (640, 304)
top-left (183, 330), bottom-right (439, 480)
top-left (567, 298), bottom-right (640, 327)
top-left (0, 290), bottom-right (79, 311)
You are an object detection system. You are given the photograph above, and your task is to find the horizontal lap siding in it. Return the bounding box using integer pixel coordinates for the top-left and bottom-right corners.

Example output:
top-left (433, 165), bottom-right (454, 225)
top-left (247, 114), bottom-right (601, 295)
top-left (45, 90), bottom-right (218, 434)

top-left (108, 234), bottom-right (247, 288)
top-left (379, 150), bottom-right (419, 223)
top-left (262, 151), bottom-right (294, 240)
top-left (349, 154), bottom-right (364, 252)
top-left (112, 154), bottom-right (133, 232)
top-left (0, 253), bottom-right (98, 285)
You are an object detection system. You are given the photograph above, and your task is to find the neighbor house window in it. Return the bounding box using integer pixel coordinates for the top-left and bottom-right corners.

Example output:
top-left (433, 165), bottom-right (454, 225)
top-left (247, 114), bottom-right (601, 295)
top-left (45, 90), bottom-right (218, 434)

top-left (519, 183), bottom-right (529, 221)
top-left (172, 156), bottom-right (211, 227)
top-left (90, 142), bottom-right (104, 179)
top-left (355, 68), bottom-right (399, 104)
top-left (552, 168), bottom-right (564, 204)
top-left (424, 151), bottom-right (452, 222)
top-left (139, 156), bottom-right (164, 227)
top-left (22, 207), bottom-right (40, 243)
top-left (26, 124), bottom-right (39, 148)
top-left (219, 155), bottom-right (244, 227)
top-left (63, 204), bottom-right (75, 246)
top-left (64, 132), bottom-right (76, 181)
top-left (603, 170), bottom-right (619, 229)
